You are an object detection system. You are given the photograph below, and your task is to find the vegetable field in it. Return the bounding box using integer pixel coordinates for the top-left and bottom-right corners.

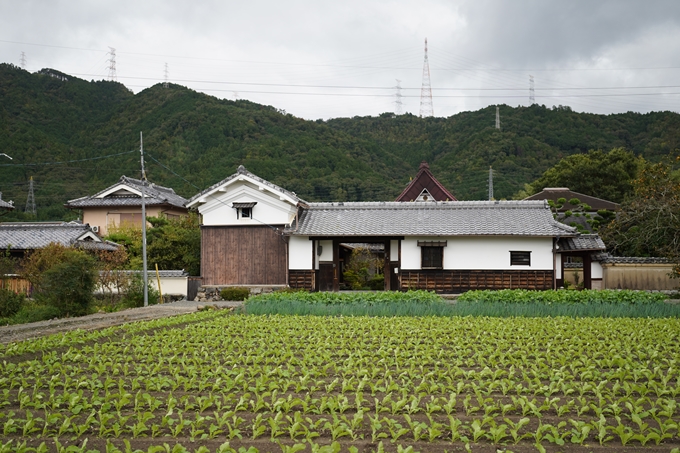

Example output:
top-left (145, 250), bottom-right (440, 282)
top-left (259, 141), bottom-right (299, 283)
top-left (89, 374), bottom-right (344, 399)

top-left (1, 310), bottom-right (680, 452)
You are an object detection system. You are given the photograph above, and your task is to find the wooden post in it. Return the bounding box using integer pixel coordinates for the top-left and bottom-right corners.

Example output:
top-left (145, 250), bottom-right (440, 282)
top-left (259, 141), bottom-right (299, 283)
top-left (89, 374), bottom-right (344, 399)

top-left (583, 252), bottom-right (592, 290)
top-left (333, 239), bottom-right (340, 292)
top-left (384, 239), bottom-right (391, 291)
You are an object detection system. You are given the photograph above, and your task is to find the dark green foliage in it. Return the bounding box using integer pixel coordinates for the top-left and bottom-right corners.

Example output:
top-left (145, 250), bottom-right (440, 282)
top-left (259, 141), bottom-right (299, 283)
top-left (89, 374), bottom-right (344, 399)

top-left (1, 301), bottom-right (61, 325)
top-left (601, 157), bottom-right (680, 277)
top-left (2, 64), bottom-right (680, 220)
top-left (147, 213), bottom-right (201, 276)
top-left (121, 274), bottom-right (161, 308)
top-left (38, 249), bottom-right (98, 316)
top-left (0, 288), bottom-right (24, 318)
top-left (525, 148), bottom-right (644, 203)
top-left (220, 287), bottom-right (251, 301)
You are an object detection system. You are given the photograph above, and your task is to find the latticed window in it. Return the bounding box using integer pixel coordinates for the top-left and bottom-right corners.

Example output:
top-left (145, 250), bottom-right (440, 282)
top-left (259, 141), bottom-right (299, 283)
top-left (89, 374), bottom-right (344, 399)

top-left (421, 246), bottom-right (443, 269)
top-left (510, 251), bottom-right (531, 266)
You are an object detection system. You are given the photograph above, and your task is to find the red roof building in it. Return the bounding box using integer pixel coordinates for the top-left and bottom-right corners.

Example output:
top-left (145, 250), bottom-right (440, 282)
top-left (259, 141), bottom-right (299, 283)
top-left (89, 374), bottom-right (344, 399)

top-left (395, 161), bottom-right (457, 202)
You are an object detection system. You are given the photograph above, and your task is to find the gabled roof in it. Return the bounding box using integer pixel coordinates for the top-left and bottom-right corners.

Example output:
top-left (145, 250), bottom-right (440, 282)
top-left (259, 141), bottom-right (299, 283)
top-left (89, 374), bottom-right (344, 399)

top-left (65, 176), bottom-right (188, 209)
top-left (524, 188), bottom-right (619, 211)
top-left (287, 200), bottom-right (576, 237)
top-left (187, 165), bottom-right (306, 208)
top-left (396, 161), bottom-right (457, 202)
top-left (0, 192), bottom-right (13, 211)
top-left (0, 221), bottom-right (120, 251)
top-left (558, 234), bottom-right (606, 252)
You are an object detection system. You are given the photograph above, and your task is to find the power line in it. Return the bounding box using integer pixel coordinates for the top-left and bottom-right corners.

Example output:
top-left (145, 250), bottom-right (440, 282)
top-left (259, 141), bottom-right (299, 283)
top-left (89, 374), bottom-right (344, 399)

top-left (0, 150), bottom-right (137, 167)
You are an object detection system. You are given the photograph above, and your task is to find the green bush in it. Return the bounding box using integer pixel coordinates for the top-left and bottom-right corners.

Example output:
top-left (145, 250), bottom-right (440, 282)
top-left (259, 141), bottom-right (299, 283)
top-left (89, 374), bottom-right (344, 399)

top-left (38, 250), bottom-right (98, 316)
top-left (220, 287), bottom-right (251, 301)
top-left (6, 302), bottom-right (62, 325)
top-left (0, 288), bottom-right (25, 318)
top-left (121, 274), bottom-right (161, 308)
top-left (367, 274), bottom-right (385, 290)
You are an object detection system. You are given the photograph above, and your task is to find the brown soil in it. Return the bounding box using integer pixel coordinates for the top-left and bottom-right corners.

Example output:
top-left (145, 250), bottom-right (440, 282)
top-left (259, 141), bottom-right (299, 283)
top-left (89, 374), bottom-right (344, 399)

top-left (0, 300), bottom-right (241, 344)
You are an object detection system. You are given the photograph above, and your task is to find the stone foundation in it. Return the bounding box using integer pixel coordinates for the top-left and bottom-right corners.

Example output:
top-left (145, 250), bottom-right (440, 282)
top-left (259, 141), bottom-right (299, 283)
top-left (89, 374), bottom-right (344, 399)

top-left (194, 285), bottom-right (285, 302)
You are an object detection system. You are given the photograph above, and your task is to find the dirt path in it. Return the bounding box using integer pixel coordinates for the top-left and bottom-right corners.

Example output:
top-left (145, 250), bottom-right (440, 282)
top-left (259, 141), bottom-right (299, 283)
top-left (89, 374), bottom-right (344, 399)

top-left (0, 300), bottom-right (242, 344)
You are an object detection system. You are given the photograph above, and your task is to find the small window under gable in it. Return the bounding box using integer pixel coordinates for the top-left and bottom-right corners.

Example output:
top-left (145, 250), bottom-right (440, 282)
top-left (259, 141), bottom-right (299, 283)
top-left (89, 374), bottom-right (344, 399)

top-left (510, 251), bottom-right (531, 266)
top-left (233, 202), bottom-right (257, 219)
top-left (416, 189), bottom-right (435, 202)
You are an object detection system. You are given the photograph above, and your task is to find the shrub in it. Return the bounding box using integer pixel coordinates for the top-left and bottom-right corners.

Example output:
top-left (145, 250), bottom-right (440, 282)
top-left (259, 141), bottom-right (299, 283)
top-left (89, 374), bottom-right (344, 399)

top-left (121, 274), bottom-right (161, 308)
top-left (220, 287), bottom-right (250, 301)
top-left (0, 288), bottom-right (25, 318)
top-left (39, 249), bottom-right (98, 316)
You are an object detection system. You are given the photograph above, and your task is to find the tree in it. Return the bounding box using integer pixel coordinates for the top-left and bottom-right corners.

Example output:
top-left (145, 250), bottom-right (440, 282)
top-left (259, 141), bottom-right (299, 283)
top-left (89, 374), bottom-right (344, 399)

top-left (147, 213), bottom-right (201, 276)
top-left (601, 157), bottom-right (680, 277)
top-left (526, 148), bottom-right (644, 203)
top-left (40, 249), bottom-right (97, 316)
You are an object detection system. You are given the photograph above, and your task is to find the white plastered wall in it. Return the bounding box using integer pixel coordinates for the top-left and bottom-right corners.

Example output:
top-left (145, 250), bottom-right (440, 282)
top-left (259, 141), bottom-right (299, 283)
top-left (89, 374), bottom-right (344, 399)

top-left (401, 236), bottom-right (554, 270)
top-left (289, 236), bottom-right (313, 270)
top-left (197, 182), bottom-right (297, 226)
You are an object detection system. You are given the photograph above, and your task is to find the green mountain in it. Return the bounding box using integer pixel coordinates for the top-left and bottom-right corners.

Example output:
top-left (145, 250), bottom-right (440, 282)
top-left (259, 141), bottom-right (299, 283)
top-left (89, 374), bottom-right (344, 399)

top-left (1, 63), bottom-right (679, 221)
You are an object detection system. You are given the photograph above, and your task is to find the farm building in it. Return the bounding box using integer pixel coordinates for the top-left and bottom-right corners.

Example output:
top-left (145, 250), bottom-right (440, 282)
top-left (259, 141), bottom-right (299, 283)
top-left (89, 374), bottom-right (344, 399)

top-left (188, 166), bottom-right (607, 293)
top-left (65, 176), bottom-right (188, 236)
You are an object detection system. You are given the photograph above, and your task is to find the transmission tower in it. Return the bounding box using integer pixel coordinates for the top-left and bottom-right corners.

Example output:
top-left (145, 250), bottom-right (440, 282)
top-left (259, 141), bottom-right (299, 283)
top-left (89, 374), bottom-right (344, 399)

top-left (495, 106), bottom-right (500, 130)
top-left (107, 47), bottom-right (117, 81)
top-left (529, 75), bottom-right (535, 104)
top-left (394, 79), bottom-right (403, 115)
top-left (163, 63), bottom-right (169, 88)
top-left (488, 167), bottom-right (494, 201)
top-left (419, 38), bottom-right (434, 117)
top-left (25, 176), bottom-right (36, 216)
top-left (20, 51), bottom-right (26, 69)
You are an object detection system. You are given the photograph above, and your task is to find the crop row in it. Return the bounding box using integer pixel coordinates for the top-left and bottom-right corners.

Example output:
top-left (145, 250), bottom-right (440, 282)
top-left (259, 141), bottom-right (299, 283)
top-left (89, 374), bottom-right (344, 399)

top-left (2, 409), bottom-right (678, 446)
top-left (1, 311), bottom-right (679, 451)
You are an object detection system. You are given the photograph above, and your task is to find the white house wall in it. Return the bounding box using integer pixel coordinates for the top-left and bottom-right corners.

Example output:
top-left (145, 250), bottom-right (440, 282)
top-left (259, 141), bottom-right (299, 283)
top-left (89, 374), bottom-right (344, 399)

top-left (198, 182), bottom-right (297, 226)
top-left (289, 236), bottom-right (313, 270)
top-left (401, 236), bottom-right (554, 270)
top-left (318, 240), bottom-right (333, 262)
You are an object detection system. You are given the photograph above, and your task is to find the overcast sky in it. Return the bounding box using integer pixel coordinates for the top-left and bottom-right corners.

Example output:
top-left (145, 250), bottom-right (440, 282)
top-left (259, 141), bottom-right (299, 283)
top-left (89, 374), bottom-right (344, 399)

top-left (2, 0), bottom-right (680, 120)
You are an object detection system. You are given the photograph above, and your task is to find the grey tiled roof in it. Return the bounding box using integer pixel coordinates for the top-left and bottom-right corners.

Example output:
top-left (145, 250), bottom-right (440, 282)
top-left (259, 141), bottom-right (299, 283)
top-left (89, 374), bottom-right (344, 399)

top-left (597, 254), bottom-right (673, 264)
top-left (288, 200), bottom-right (577, 237)
top-left (0, 193), bottom-right (13, 210)
top-left (105, 270), bottom-right (188, 278)
top-left (66, 176), bottom-right (188, 209)
top-left (187, 165), bottom-right (306, 206)
top-left (0, 221), bottom-right (119, 251)
top-left (558, 234), bottom-right (606, 252)
top-left (524, 188), bottom-right (619, 211)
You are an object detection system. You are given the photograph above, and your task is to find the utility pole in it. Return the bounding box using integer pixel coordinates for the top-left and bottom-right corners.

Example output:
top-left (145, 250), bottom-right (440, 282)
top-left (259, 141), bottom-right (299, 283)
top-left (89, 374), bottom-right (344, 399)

top-left (488, 166), bottom-right (494, 201)
top-left (529, 75), bottom-right (535, 104)
top-left (20, 52), bottom-right (26, 69)
top-left (140, 132), bottom-right (149, 307)
top-left (164, 63), bottom-right (169, 88)
top-left (495, 106), bottom-right (501, 130)
top-left (25, 176), bottom-right (36, 216)
top-left (107, 47), bottom-right (117, 81)
top-left (419, 38), bottom-right (434, 117)
top-left (394, 79), bottom-right (403, 115)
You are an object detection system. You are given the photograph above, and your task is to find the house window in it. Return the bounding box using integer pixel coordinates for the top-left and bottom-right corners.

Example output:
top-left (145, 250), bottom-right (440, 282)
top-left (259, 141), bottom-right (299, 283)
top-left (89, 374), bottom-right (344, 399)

top-left (421, 247), bottom-right (443, 269)
top-left (232, 202), bottom-right (257, 219)
top-left (510, 251), bottom-right (531, 266)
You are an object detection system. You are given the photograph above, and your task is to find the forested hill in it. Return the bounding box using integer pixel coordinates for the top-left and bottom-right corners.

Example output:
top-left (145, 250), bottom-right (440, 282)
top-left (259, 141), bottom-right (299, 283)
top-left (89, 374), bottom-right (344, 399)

top-left (1, 63), bottom-right (679, 221)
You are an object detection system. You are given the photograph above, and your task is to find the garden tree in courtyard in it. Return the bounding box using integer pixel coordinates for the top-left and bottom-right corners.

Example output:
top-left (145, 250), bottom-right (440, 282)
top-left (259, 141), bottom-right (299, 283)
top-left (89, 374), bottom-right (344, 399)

top-left (601, 156), bottom-right (680, 278)
top-left (524, 148), bottom-right (644, 203)
top-left (147, 213), bottom-right (201, 276)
